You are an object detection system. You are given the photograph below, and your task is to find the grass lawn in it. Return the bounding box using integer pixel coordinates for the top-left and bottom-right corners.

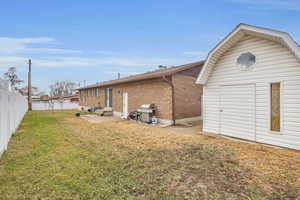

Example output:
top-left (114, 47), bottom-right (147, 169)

top-left (0, 111), bottom-right (299, 200)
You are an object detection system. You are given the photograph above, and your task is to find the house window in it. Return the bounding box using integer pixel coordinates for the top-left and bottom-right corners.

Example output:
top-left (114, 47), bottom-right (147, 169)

top-left (96, 88), bottom-right (99, 97)
top-left (271, 83), bottom-right (280, 132)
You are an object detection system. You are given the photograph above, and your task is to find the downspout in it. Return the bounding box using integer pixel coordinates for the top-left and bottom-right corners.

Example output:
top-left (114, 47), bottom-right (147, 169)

top-left (162, 76), bottom-right (175, 125)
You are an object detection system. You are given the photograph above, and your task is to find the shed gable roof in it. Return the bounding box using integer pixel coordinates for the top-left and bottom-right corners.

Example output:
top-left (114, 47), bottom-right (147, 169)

top-left (196, 24), bottom-right (300, 84)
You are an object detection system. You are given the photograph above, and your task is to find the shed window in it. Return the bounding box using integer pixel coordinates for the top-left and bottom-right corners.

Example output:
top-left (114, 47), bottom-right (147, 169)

top-left (237, 52), bottom-right (256, 69)
top-left (96, 88), bottom-right (99, 97)
top-left (271, 83), bottom-right (280, 132)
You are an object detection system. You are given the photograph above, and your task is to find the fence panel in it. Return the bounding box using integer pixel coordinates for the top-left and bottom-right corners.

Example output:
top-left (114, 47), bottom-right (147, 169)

top-left (0, 79), bottom-right (27, 158)
top-left (32, 101), bottom-right (79, 110)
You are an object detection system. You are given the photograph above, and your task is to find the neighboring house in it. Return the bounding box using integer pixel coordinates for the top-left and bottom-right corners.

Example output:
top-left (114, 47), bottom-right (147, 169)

top-left (40, 95), bottom-right (50, 101)
top-left (196, 24), bottom-right (300, 150)
top-left (79, 61), bottom-right (204, 124)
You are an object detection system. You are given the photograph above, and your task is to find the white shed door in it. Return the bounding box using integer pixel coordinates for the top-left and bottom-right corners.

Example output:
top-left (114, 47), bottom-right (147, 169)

top-left (220, 84), bottom-right (255, 141)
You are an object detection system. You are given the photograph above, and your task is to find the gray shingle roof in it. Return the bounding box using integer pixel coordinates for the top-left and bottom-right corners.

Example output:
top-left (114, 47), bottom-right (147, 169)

top-left (79, 61), bottom-right (204, 90)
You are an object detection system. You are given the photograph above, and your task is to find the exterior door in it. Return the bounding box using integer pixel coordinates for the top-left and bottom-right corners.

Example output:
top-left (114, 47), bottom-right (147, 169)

top-left (122, 92), bottom-right (128, 116)
top-left (220, 84), bottom-right (255, 141)
top-left (106, 88), bottom-right (112, 108)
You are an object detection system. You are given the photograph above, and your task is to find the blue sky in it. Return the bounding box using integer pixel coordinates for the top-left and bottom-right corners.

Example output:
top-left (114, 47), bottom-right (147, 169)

top-left (0, 0), bottom-right (299, 93)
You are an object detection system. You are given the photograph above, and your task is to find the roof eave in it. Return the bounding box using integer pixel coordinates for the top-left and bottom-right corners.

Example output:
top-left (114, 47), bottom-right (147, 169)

top-left (80, 61), bottom-right (204, 89)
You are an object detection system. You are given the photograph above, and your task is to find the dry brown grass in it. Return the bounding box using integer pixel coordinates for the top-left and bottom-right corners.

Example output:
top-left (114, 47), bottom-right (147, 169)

top-left (66, 115), bottom-right (300, 199)
top-left (1, 111), bottom-right (299, 199)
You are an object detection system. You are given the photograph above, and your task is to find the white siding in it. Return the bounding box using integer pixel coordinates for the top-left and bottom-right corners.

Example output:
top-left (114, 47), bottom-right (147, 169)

top-left (220, 84), bottom-right (255, 141)
top-left (203, 86), bottom-right (220, 133)
top-left (204, 35), bottom-right (300, 150)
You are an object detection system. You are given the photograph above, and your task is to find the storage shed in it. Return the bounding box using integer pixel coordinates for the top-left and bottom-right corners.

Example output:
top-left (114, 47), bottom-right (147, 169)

top-left (196, 24), bottom-right (300, 150)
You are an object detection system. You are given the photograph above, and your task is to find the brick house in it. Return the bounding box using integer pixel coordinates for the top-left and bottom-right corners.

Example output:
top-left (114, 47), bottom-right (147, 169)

top-left (78, 61), bottom-right (203, 124)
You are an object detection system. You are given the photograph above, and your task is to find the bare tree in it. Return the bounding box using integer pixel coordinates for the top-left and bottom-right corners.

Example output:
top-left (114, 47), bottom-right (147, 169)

top-left (3, 67), bottom-right (23, 88)
top-left (49, 81), bottom-right (77, 97)
top-left (18, 86), bottom-right (39, 96)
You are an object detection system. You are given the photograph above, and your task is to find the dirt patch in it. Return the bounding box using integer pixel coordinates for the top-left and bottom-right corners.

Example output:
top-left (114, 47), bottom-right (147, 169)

top-left (80, 114), bottom-right (122, 123)
top-left (164, 120), bottom-right (203, 134)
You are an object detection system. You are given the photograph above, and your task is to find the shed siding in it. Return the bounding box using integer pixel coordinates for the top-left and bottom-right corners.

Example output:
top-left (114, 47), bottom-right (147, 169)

top-left (204, 35), bottom-right (300, 150)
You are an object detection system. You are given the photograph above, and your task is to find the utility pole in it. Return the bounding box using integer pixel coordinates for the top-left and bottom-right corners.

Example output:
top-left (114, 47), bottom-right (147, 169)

top-left (28, 59), bottom-right (32, 111)
top-left (117, 73), bottom-right (120, 79)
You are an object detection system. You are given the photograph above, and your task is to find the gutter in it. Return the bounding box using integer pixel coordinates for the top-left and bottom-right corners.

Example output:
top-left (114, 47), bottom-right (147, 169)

top-left (162, 76), bottom-right (175, 125)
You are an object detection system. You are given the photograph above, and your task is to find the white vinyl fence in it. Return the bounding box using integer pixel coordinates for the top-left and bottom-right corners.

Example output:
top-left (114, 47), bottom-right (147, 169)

top-left (0, 79), bottom-right (28, 157)
top-left (32, 100), bottom-right (79, 110)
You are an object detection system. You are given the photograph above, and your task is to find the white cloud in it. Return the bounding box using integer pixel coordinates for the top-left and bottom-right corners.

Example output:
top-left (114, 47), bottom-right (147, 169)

top-left (95, 50), bottom-right (119, 55)
top-left (0, 37), bottom-right (81, 55)
top-left (229, 0), bottom-right (300, 11)
top-left (33, 57), bottom-right (179, 68)
top-left (0, 55), bottom-right (177, 70)
top-left (0, 37), bottom-right (203, 71)
top-left (0, 37), bottom-right (55, 44)
top-left (183, 51), bottom-right (207, 56)
top-left (105, 71), bottom-right (141, 76)
top-left (25, 48), bottom-right (81, 54)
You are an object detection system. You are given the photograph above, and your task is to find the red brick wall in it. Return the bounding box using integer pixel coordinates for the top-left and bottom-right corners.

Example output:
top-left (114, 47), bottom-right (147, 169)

top-left (79, 88), bottom-right (105, 107)
top-left (173, 69), bottom-right (203, 120)
top-left (80, 78), bottom-right (173, 120)
top-left (79, 65), bottom-right (203, 121)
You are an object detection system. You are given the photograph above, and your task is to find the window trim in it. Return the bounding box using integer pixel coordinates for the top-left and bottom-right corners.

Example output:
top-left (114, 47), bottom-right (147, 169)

top-left (268, 82), bottom-right (284, 134)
